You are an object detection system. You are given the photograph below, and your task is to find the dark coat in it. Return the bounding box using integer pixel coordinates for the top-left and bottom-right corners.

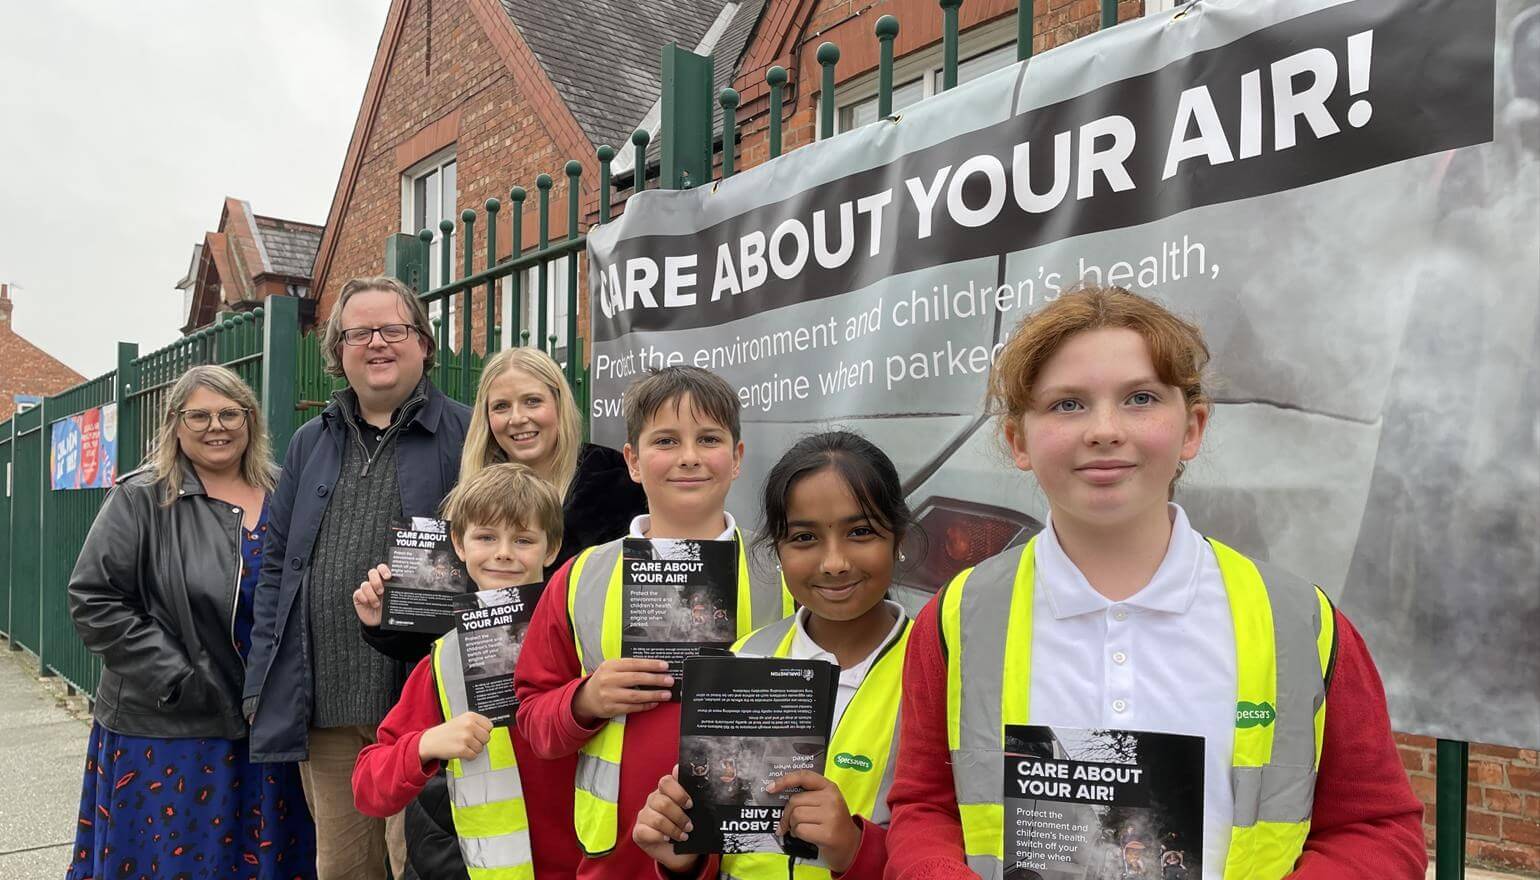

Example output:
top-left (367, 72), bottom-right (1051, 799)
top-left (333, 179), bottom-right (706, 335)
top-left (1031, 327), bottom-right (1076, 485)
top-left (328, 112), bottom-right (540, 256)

top-left (68, 465), bottom-right (254, 739)
top-left (359, 442), bottom-right (647, 665)
top-left (401, 771), bottom-right (470, 880)
top-left (243, 380), bottom-right (471, 762)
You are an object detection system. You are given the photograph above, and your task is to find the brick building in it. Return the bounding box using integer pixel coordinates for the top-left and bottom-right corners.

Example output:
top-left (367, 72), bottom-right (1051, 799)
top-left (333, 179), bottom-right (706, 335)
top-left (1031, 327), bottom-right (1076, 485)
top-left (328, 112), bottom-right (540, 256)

top-left (308, 0), bottom-right (1537, 870)
top-left (176, 197), bottom-right (323, 333)
top-left (0, 284), bottom-right (86, 423)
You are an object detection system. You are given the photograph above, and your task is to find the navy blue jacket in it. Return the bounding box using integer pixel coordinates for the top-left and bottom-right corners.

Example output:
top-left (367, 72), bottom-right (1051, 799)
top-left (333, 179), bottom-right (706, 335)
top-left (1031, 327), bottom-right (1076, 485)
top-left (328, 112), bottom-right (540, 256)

top-left (244, 380), bottom-right (470, 762)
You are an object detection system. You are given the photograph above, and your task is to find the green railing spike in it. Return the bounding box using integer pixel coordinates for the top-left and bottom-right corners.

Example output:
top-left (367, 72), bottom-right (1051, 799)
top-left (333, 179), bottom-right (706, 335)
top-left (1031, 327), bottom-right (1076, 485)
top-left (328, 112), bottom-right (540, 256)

top-left (719, 88), bottom-right (739, 178)
top-left (1019, 0), bottom-right (1035, 61)
top-left (766, 66), bottom-right (787, 158)
top-left (485, 197), bottom-right (500, 354)
top-left (941, 0), bottom-right (962, 91)
top-left (565, 159), bottom-right (582, 388)
top-left (631, 129), bottom-right (650, 193)
top-left (509, 187), bottom-right (525, 347)
top-left (1101, 0), bottom-right (1116, 29)
top-left (817, 42), bottom-right (840, 140)
top-left (536, 174), bottom-right (552, 354)
top-left (597, 145), bottom-right (615, 223)
top-left (876, 16), bottom-right (900, 119)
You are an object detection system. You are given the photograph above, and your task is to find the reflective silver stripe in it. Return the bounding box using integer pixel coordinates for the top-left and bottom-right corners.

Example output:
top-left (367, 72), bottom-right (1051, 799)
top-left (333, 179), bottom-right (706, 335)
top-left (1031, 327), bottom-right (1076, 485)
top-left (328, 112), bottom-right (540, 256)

top-left (1233, 558), bottom-right (1325, 826)
top-left (737, 615), bottom-right (795, 655)
top-left (967, 853), bottom-right (1002, 879)
top-left (436, 632), bottom-right (494, 776)
top-left (575, 748), bottom-right (622, 800)
top-left (1232, 765), bottom-right (1318, 826)
top-left (955, 550), bottom-right (1021, 753)
top-left (452, 767), bottom-right (525, 807)
top-left (868, 711), bottom-right (901, 827)
top-left (459, 832), bottom-right (534, 869)
top-left (572, 540), bottom-right (623, 674)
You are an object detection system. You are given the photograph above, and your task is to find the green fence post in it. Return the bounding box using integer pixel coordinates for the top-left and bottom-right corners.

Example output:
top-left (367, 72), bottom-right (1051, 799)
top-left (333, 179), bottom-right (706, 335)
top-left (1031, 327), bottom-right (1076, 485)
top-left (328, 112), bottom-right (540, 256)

top-left (262, 295), bottom-right (301, 460)
top-left (1100, 0), bottom-right (1117, 29)
top-left (485, 197), bottom-right (500, 354)
top-left (1435, 739), bottom-right (1468, 879)
top-left (509, 187), bottom-right (526, 346)
top-left (766, 67), bottom-right (787, 159)
top-left (536, 174), bottom-right (552, 353)
top-left (876, 17), bottom-right (900, 119)
top-left (659, 42), bottom-right (714, 190)
top-left (1018, 0), bottom-right (1035, 61)
top-left (34, 396), bottom-right (54, 676)
top-left (818, 43), bottom-right (840, 139)
top-left (565, 159), bottom-right (582, 387)
top-left (941, 0), bottom-right (962, 91)
top-left (719, 89), bottom-right (739, 178)
top-left (385, 232), bottom-right (429, 293)
top-left (598, 147), bottom-right (615, 223)
top-left (114, 342), bottom-right (140, 475)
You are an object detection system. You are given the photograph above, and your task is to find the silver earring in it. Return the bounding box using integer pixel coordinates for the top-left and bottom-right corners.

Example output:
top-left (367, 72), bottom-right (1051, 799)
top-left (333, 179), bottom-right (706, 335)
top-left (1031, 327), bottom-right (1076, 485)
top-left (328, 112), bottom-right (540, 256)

top-left (898, 551), bottom-right (907, 563)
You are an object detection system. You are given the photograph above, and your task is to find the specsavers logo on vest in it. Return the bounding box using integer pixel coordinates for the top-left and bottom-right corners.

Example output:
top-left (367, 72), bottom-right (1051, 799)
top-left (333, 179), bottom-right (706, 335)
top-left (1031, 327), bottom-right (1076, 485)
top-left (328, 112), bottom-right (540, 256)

top-left (1236, 701), bottom-right (1277, 728)
top-left (833, 752), bottom-right (873, 772)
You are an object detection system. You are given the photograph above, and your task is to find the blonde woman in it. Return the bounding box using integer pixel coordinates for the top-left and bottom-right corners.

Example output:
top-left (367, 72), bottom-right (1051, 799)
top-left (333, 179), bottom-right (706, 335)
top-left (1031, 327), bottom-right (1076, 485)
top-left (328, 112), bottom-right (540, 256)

top-left (461, 347), bottom-right (646, 573)
top-left (67, 365), bottom-right (316, 880)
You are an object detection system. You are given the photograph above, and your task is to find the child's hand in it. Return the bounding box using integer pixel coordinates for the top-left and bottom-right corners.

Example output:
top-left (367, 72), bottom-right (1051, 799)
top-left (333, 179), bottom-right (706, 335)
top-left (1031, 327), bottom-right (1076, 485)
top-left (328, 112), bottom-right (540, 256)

top-left (770, 771), bottom-right (863, 873)
top-left (572, 658), bottom-right (673, 724)
top-left (418, 712), bottom-right (493, 764)
top-left (632, 766), bottom-right (701, 874)
top-left (352, 563), bottom-right (392, 627)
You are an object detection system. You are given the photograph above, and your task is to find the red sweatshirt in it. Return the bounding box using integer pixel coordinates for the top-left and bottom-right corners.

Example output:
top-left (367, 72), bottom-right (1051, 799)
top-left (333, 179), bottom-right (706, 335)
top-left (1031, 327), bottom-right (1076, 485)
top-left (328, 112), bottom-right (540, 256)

top-left (352, 656), bottom-right (579, 880)
top-left (516, 556), bottom-right (681, 880)
top-left (883, 600), bottom-right (1427, 880)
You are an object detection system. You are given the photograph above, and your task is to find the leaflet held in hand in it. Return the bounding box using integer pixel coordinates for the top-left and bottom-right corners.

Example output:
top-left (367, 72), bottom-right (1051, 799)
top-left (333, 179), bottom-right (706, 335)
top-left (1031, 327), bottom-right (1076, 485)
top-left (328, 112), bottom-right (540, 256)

top-left (1003, 725), bottom-right (1204, 880)
top-left (380, 517), bottom-right (469, 633)
top-left (676, 654), bottom-right (837, 859)
top-left (451, 585), bottom-right (540, 727)
top-left (621, 537), bottom-right (737, 700)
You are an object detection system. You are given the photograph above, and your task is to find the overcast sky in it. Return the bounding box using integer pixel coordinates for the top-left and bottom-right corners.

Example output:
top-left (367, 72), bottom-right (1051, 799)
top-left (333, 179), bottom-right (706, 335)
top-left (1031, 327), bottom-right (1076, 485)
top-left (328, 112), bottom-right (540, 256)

top-left (0, 0), bottom-right (390, 377)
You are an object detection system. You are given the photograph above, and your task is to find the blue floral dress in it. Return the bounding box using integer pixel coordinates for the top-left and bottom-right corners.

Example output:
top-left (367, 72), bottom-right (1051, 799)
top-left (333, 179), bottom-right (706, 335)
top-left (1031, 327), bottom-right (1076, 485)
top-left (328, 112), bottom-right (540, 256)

top-left (67, 502), bottom-right (317, 880)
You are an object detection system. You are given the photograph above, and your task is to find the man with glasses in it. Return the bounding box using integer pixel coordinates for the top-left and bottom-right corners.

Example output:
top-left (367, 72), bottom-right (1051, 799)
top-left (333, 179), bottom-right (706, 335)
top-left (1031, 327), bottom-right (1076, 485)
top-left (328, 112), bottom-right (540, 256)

top-left (244, 275), bottom-right (471, 880)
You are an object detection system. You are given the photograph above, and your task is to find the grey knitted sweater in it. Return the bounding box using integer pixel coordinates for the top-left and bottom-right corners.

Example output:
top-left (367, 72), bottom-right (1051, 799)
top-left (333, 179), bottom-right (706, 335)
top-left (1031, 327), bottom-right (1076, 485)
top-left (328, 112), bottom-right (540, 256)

top-left (306, 403), bottom-right (412, 728)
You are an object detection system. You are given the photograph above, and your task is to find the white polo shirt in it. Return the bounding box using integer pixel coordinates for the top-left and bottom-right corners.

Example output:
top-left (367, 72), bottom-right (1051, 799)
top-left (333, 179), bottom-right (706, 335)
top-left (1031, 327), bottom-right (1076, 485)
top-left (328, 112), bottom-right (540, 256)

top-left (1029, 504), bottom-right (1236, 878)
top-left (627, 511), bottom-right (737, 541)
top-left (756, 600), bottom-right (909, 728)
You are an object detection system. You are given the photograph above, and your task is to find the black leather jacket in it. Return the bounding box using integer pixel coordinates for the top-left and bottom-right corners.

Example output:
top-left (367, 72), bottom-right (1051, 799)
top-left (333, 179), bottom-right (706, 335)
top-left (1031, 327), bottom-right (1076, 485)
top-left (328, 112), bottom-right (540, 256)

top-left (68, 464), bottom-right (254, 738)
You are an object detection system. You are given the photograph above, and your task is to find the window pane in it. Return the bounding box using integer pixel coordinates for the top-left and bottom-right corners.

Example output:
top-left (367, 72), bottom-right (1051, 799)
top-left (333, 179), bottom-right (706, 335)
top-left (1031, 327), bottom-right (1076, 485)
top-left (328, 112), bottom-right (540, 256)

top-left (891, 77), bottom-right (925, 112)
top-left (840, 96), bottom-right (878, 132)
top-left (413, 175), bottom-right (428, 234)
top-left (443, 160), bottom-right (457, 223)
top-left (957, 43), bottom-right (1018, 85)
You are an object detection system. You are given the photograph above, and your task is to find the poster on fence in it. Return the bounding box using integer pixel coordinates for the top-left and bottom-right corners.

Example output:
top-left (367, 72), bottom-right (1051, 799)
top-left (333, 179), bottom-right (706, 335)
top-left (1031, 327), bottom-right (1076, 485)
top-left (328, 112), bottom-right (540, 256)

top-left (50, 403), bottom-right (118, 490)
top-left (587, 0), bottom-right (1540, 747)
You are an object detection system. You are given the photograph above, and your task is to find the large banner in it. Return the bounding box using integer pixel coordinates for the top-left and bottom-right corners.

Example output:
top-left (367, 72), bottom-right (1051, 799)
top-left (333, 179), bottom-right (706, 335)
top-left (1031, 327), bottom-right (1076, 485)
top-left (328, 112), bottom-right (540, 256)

top-left (50, 403), bottom-right (118, 490)
top-left (588, 0), bottom-right (1540, 746)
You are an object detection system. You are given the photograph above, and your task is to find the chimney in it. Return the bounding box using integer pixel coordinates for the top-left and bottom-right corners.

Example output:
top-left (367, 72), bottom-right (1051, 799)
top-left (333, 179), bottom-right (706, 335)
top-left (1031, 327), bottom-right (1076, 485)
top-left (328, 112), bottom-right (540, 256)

top-left (0, 283), bottom-right (12, 326)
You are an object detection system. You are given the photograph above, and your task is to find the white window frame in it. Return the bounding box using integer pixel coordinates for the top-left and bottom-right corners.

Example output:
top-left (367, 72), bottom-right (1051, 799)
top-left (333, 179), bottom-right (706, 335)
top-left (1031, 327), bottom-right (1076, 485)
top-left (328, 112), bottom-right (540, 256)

top-left (831, 15), bottom-right (1021, 135)
top-left (401, 147), bottom-right (458, 345)
top-left (500, 257), bottom-right (572, 367)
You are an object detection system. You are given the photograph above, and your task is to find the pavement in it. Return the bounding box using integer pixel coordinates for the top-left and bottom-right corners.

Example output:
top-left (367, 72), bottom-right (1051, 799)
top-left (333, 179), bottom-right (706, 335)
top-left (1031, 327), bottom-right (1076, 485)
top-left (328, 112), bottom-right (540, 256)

top-left (0, 640), bottom-right (91, 879)
top-left (0, 637), bottom-right (1532, 880)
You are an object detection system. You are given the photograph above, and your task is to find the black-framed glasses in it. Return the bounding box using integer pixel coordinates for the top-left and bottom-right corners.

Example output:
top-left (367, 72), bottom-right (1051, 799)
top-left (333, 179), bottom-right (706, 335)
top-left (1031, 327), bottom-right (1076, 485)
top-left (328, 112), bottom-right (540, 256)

top-left (178, 407), bottom-right (249, 432)
top-left (342, 323), bottom-right (416, 346)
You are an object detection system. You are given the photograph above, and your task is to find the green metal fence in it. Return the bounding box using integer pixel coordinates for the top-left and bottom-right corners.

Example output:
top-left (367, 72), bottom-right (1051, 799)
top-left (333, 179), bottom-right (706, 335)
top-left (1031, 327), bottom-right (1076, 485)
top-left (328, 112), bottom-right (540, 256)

top-left (0, 0), bottom-right (1476, 871)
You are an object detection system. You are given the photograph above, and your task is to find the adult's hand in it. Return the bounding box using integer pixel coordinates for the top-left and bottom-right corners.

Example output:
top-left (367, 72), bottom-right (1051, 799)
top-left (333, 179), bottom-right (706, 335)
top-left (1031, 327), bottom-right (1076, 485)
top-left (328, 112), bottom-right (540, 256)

top-left (352, 563), bottom-right (392, 627)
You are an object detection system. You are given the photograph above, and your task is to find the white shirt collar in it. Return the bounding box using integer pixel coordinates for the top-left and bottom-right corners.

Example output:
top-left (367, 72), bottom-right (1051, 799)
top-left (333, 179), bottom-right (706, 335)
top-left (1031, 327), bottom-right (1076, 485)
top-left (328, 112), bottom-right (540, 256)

top-left (1035, 503), bottom-right (1203, 619)
top-left (788, 600), bottom-right (908, 677)
top-left (627, 511), bottom-right (737, 541)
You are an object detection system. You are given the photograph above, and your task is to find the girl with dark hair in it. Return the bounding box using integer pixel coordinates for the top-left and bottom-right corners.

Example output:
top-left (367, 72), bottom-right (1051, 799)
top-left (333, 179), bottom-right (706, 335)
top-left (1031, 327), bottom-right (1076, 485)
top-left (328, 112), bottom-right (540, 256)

top-left (632, 430), bottom-right (913, 880)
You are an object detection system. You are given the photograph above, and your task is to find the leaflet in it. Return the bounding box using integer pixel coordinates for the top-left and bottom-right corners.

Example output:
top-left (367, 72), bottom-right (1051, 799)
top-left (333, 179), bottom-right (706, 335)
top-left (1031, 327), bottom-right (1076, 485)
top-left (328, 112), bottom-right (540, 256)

top-left (675, 654), bottom-right (837, 859)
top-left (1002, 725), bottom-right (1204, 880)
top-left (620, 537), bottom-right (737, 700)
top-left (380, 517), bottom-right (469, 633)
top-left (451, 585), bottom-right (540, 727)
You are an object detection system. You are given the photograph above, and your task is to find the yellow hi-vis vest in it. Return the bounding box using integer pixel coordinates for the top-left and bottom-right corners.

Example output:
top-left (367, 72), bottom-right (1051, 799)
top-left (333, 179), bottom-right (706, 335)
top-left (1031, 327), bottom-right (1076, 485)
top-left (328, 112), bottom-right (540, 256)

top-left (430, 631), bottom-right (534, 880)
top-left (716, 612), bottom-right (912, 880)
top-left (941, 536), bottom-right (1337, 880)
top-left (565, 529), bottom-right (792, 857)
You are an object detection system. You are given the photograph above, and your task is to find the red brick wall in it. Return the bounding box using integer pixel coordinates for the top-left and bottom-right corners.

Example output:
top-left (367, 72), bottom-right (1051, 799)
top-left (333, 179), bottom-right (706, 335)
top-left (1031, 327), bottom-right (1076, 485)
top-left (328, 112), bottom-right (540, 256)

top-left (0, 292), bottom-right (86, 423)
top-left (316, 0), bottom-right (584, 350)
top-left (1398, 733), bottom-right (1540, 874)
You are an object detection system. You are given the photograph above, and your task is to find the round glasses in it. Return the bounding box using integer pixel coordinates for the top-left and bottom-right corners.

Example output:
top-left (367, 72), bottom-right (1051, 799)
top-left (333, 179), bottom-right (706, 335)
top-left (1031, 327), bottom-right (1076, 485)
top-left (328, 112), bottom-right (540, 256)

top-left (341, 324), bottom-right (416, 346)
top-left (178, 407), bottom-right (249, 432)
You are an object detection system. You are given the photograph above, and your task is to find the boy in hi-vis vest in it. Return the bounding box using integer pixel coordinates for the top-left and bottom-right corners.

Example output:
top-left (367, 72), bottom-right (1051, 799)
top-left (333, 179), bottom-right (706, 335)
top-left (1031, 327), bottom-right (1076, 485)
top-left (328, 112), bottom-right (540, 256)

top-left (352, 463), bottom-right (578, 879)
top-left (515, 366), bottom-right (790, 880)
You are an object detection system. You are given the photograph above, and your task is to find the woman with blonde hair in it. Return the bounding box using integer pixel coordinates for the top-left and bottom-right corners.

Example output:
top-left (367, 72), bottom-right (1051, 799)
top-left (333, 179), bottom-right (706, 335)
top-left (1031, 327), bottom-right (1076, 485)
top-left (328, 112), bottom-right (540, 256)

top-left (66, 365), bottom-right (316, 880)
top-left (461, 347), bottom-right (646, 573)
